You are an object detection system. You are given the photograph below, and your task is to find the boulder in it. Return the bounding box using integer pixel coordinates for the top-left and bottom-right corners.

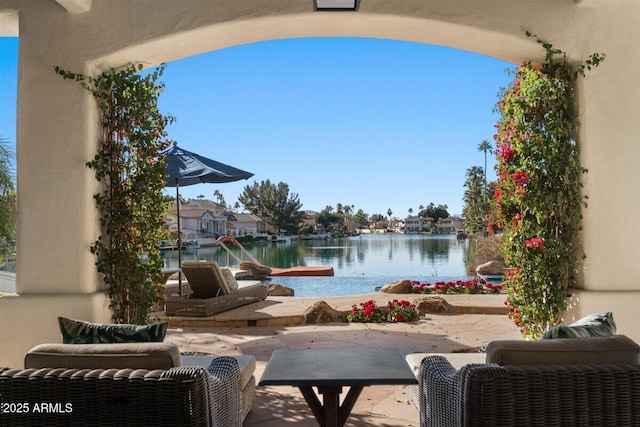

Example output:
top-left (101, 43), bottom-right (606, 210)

top-left (378, 279), bottom-right (413, 294)
top-left (268, 283), bottom-right (294, 296)
top-left (239, 261), bottom-right (272, 276)
top-left (304, 301), bottom-right (347, 324)
top-left (415, 296), bottom-right (450, 314)
top-left (167, 271), bottom-right (187, 281)
top-left (475, 260), bottom-right (505, 276)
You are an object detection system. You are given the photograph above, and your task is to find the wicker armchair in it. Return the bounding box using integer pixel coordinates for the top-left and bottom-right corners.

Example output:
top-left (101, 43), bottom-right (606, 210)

top-left (419, 356), bottom-right (640, 427)
top-left (0, 357), bottom-right (243, 427)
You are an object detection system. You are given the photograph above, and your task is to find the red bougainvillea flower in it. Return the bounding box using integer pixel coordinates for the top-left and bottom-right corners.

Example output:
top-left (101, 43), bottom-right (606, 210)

top-left (496, 143), bottom-right (516, 162)
top-left (512, 171), bottom-right (530, 187)
top-left (525, 237), bottom-right (545, 249)
top-left (394, 313), bottom-right (405, 322)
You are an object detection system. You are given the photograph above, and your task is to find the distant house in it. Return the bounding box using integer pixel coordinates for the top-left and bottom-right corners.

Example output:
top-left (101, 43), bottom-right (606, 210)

top-left (302, 211), bottom-right (318, 228)
top-left (404, 216), bottom-right (421, 233)
top-left (436, 216), bottom-right (464, 234)
top-left (168, 199), bottom-right (228, 237)
top-left (225, 212), bottom-right (265, 236)
top-left (180, 199), bottom-right (226, 216)
top-left (167, 198), bottom-right (270, 237)
top-left (404, 215), bottom-right (433, 233)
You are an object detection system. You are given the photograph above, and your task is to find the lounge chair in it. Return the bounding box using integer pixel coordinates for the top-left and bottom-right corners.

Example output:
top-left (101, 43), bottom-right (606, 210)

top-left (165, 261), bottom-right (268, 317)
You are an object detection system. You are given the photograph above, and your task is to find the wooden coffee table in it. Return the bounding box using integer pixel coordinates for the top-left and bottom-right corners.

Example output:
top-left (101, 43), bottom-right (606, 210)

top-left (258, 347), bottom-right (418, 427)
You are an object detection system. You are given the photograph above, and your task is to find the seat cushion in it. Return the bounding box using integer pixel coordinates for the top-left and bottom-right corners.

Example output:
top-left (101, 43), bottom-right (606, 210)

top-left (58, 317), bottom-right (168, 344)
top-left (181, 261), bottom-right (231, 297)
top-left (486, 335), bottom-right (640, 365)
top-left (25, 342), bottom-right (182, 370)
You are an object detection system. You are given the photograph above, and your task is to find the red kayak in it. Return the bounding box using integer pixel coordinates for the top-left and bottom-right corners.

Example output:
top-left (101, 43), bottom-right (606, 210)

top-left (269, 266), bottom-right (335, 277)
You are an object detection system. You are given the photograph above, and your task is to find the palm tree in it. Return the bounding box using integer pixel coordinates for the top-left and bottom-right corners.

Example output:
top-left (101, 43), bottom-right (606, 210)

top-left (213, 189), bottom-right (226, 206)
top-left (462, 166), bottom-right (487, 233)
top-left (477, 140), bottom-right (493, 203)
top-left (387, 208), bottom-right (393, 230)
top-left (343, 204), bottom-right (353, 231)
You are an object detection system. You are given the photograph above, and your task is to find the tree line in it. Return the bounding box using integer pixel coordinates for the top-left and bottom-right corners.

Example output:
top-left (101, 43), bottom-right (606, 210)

top-left (215, 178), bottom-right (452, 236)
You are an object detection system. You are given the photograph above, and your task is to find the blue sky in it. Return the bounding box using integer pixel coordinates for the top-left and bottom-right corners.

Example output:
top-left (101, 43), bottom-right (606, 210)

top-left (0, 36), bottom-right (515, 217)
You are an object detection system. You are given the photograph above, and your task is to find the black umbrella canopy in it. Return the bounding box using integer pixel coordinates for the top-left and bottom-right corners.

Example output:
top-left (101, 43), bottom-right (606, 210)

top-left (163, 144), bottom-right (253, 294)
top-left (165, 144), bottom-right (254, 186)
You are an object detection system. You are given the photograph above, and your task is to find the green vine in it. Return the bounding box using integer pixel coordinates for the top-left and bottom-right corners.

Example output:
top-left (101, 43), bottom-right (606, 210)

top-left (493, 34), bottom-right (604, 339)
top-left (55, 63), bottom-right (174, 324)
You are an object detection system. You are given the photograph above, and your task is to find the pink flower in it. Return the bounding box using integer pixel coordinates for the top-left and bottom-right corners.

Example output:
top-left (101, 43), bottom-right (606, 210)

top-left (512, 171), bottom-right (530, 187)
top-left (525, 237), bottom-right (545, 249)
top-left (497, 143), bottom-right (516, 162)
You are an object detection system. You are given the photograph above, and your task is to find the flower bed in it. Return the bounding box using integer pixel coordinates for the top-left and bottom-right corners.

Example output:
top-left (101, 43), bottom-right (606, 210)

top-left (409, 278), bottom-right (503, 295)
top-left (347, 299), bottom-right (419, 323)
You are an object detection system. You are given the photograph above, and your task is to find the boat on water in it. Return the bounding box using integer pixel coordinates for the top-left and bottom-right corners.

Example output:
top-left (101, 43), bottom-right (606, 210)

top-left (456, 229), bottom-right (468, 240)
top-left (270, 235), bottom-right (291, 243)
top-left (159, 231), bottom-right (201, 250)
top-left (158, 240), bottom-right (177, 251)
top-left (216, 236), bottom-right (334, 277)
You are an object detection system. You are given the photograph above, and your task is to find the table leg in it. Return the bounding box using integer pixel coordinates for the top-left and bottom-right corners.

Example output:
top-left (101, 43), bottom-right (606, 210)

top-left (318, 386), bottom-right (340, 426)
top-left (299, 386), bottom-right (364, 427)
top-left (339, 386), bottom-right (363, 425)
top-left (300, 386), bottom-right (325, 425)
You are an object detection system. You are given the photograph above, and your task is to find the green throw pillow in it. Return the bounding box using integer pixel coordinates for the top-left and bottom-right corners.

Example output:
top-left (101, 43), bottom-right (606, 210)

top-left (542, 312), bottom-right (616, 339)
top-left (58, 317), bottom-right (168, 344)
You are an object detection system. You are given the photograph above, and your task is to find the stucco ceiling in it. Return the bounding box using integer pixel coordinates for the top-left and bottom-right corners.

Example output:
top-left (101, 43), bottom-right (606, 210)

top-left (51, 0), bottom-right (602, 15)
top-left (54, 0), bottom-right (92, 14)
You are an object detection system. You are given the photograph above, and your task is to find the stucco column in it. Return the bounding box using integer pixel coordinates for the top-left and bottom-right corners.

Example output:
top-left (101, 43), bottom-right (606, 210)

top-left (0, 3), bottom-right (110, 368)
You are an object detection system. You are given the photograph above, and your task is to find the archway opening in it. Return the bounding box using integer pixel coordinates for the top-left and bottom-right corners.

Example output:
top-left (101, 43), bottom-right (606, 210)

top-left (154, 37), bottom-right (516, 219)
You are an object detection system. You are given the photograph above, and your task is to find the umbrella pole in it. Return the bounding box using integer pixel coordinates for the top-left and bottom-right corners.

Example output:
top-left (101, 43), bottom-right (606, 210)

top-left (176, 180), bottom-right (182, 295)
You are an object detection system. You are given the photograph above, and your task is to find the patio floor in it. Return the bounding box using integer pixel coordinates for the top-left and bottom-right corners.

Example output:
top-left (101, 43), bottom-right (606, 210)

top-left (161, 293), bottom-right (521, 426)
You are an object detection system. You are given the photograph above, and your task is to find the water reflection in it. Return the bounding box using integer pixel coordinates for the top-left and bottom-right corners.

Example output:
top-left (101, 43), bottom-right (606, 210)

top-left (162, 234), bottom-right (473, 297)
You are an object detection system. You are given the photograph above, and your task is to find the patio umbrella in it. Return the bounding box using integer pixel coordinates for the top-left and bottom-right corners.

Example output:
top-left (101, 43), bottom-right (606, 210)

top-left (164, 144), bottom-right (254, 294)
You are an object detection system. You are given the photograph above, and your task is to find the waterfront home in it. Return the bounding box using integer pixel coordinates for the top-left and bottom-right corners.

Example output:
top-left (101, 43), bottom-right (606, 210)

top-left (404, 216), bottom-right (433, 233)
top-left (225, 212), bottom-right (265, 237)
top-left (436, 217), bottom-right (464, 234)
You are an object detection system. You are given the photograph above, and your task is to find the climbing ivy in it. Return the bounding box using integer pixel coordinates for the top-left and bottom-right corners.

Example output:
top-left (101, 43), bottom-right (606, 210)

top-left (55, 63), bottom-right (174, 324)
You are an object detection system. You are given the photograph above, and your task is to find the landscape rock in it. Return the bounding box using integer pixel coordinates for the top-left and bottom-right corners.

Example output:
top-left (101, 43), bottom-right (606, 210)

top-left (167, 271), bottom-right (187, 281)
top-left (268, 283), bottom-right (294, 297)
top-left (239, 261), bottom-right (272, 276)
top-left (378, 279), bottom-right (413, 294)
top-left (476, 260), bottom-right (505, 275)
top-left (415, 296), bottom-right (450, 314)
top-left (304, 301), bottom-right (347, 324)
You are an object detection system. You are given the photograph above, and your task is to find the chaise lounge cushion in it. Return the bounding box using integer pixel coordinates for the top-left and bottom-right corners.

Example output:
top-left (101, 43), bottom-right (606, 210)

top-left (541, 311), bottom-right (616, 339)
top-left (182, 261), bottom-right (231, 298)
top-left (25, 342), bottom-right (182, 370)
top-left (58, 316), bottom-right (168, 344)
top-left (485, 334), bottom-right (640, 365)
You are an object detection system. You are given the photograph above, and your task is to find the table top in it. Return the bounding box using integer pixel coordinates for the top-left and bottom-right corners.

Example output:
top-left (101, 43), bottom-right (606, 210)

top-left (258, 347), bottom-right (418, 387)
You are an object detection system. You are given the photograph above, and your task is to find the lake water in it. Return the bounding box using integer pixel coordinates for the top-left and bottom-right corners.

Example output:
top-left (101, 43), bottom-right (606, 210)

top-left (162, 233), bottom-right (474, 297)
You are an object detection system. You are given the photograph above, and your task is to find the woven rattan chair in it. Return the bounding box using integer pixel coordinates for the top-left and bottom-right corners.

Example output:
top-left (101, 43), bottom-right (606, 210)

top-left (0, 357), bottom-right (243, 427)
top-left (165, 261), bottom-right (267, 317)
top-left (419, 356), bottom-right (640, 426)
